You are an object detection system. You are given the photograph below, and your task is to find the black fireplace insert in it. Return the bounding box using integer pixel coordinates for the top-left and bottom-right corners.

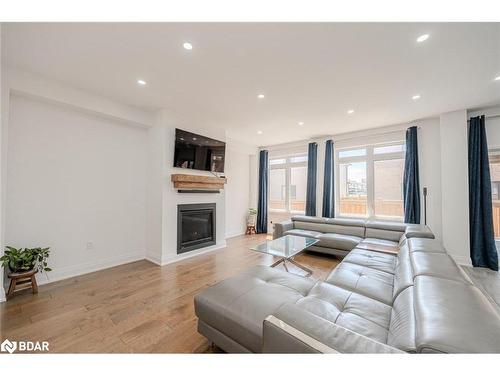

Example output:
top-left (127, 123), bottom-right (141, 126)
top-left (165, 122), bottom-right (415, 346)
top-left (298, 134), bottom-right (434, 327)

top-left (177, 203), bottom-right (216, 254)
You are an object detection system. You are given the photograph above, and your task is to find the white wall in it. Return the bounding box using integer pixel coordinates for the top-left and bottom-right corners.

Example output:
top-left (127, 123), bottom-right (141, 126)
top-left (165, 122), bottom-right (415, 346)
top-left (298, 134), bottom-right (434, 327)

top-left (0, 24), bottom-right (5, 301)
top-left (5, 94), bottom-right (148, 284)
top-left (480, 107), bottom-right (500, 148)
top-left (416, 118), bottom-right (443, 240)
top-left (439, 109), bottom-right (470, 265)
top-left (225, 142), bottom-right (252, 238)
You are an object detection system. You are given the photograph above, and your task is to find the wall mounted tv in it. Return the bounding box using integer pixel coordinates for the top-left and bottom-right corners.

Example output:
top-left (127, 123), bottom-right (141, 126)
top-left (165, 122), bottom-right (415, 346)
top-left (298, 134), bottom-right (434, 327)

top-left (173, 129), bottom-right (226, 173)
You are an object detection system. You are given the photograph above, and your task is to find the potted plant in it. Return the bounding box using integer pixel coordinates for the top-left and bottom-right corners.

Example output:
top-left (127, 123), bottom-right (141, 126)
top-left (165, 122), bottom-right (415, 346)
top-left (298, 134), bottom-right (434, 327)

top-left (246, 208), bottom-right (258, 234)
top-left (0, 246), bottom-right (52, 274)
top-left (247, 208), bottom-right (257, 225)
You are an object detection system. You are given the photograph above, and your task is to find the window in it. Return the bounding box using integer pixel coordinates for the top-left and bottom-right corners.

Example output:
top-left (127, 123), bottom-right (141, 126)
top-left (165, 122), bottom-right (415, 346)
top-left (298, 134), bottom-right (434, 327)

top-left (269, 154), bottom-right (308, 213)
top-left (337, 142), bottom-right (405, 220)
top-left (269, 168), bottom-right (286, 210)
top-left (489, 149), bottom-right (500, 240)
top-left (339, 161), bottom-right (367, 216)
top-left (290, 165), bottom-right (307, 211)
top-left (374, 159), bottom-right (404, 218)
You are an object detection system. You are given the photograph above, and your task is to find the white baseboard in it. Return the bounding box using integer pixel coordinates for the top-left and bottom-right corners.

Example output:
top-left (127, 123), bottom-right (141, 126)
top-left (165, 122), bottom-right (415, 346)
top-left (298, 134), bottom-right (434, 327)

top-left (0, 241), bottom-right (232, 292)
top-left (160, 241), bottom-right (227, 266)
top-left (225, 231), bottom-right (245, 239)
top-left (36, 251), bottom-right (145, 286)
top-left (145, 254), bottom-right (162, 266)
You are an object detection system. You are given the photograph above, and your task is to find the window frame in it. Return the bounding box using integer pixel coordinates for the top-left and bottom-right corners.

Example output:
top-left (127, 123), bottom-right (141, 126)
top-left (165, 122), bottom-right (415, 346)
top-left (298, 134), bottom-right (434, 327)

top-left (335, 141), bottom-right (405, 221)
top-left (488, 147), bottom-right (500, 249)
top-left (268, 153), bottom-right (308, 214)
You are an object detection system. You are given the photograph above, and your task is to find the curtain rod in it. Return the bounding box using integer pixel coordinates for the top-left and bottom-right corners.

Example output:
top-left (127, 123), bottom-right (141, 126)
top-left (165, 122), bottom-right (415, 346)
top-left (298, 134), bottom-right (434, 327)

top-left (468, 114), bottom-right (500, 122)
top-left (332, 126), bottom-right (420, 143)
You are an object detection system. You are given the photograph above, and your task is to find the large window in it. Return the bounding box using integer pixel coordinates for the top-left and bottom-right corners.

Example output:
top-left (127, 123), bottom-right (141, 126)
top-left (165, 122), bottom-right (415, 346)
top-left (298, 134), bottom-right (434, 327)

top-left (337, 142), bottom-right (405, 220)
top-left (269, 154), bottom-right (308, 213)
top-left (489, 149), bottom-right (500, 240)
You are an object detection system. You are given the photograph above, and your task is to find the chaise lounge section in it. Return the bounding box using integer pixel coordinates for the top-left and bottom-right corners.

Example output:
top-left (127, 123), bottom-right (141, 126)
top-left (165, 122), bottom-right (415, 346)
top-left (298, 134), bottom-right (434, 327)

top-left (194, 220), bottom-right (500, 353)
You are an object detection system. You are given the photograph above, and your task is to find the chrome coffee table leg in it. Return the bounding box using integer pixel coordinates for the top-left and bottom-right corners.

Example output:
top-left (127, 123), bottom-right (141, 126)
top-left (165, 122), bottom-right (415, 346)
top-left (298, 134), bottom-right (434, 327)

top-left (270, 257), bottom-right (285, 268)
top-left (288, 258), bottom-right (313, 277)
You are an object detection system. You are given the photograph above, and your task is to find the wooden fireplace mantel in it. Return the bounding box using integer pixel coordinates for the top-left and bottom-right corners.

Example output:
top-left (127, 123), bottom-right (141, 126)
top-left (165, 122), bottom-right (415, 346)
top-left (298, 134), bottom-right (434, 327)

top-left (170, 174), bottom-right (227, 190)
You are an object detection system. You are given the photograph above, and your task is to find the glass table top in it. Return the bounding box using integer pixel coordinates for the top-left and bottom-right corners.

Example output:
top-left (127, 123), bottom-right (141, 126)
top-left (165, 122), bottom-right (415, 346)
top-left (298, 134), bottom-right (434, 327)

top-left (250, 235), bottom-right (319, 258)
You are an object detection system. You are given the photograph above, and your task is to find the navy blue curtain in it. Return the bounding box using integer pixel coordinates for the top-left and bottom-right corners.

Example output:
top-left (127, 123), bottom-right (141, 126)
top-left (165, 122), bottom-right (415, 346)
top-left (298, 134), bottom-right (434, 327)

top-left (403, 126), bottom-right (421, 224)
top-left (305, 142), bottom-right (318, 216)
top-left (322, 140), bottom-right (334, 218)
top-left (256, 150), bottom-right (269, 233)
top-left (468, 116), bottom-right (498, 271)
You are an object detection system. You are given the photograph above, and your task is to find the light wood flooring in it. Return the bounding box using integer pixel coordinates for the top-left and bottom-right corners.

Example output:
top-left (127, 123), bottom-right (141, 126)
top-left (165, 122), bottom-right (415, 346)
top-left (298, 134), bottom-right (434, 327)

top-left (0, 234), bottom-right (339, 353)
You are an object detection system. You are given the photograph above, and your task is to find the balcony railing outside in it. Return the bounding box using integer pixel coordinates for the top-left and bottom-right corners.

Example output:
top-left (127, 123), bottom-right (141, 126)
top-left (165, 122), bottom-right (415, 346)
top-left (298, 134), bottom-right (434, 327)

top-left (493, 200), bottom-right (500, 239)
top-left (339, 197), bottom-right (403, 219)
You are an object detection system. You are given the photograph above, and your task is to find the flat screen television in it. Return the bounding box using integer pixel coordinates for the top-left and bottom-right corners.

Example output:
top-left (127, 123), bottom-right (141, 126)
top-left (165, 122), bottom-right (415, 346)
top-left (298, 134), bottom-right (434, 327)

top-left (174, 129), bottom-right (226, 173)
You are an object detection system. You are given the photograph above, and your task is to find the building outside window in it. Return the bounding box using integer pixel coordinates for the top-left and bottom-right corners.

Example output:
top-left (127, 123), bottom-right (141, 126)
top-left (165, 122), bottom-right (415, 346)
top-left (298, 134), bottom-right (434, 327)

top-left (337, 142), bottom-right (405, 220)
top-left (269, 154), bottom-right (308, 216)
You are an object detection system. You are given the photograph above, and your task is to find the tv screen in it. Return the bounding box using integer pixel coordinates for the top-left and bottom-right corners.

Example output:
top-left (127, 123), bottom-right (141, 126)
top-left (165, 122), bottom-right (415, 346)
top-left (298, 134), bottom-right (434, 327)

top-left (174, 129), bottom-right (226, 173)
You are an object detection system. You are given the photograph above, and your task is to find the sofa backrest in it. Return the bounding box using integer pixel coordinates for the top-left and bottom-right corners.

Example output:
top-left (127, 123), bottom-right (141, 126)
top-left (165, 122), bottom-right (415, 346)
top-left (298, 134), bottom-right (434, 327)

top-left (289, 216), bottom-right (431, 243)
top-left (388, 238), bottom-right (500, 353)
top-left (364, 220), bottom-right (406, 242)
top-left (291, 216), bottom-right (366, 237)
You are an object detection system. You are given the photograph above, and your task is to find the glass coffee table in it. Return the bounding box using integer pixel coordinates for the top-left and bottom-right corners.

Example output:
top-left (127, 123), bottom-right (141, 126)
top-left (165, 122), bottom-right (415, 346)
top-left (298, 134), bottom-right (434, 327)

top-left (251, 235), bottom-right (319, 277)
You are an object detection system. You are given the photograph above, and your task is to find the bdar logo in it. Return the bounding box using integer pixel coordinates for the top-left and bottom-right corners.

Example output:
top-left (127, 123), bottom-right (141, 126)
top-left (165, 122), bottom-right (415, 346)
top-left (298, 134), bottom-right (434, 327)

top-left (1, 339), bottom-right (17, 354)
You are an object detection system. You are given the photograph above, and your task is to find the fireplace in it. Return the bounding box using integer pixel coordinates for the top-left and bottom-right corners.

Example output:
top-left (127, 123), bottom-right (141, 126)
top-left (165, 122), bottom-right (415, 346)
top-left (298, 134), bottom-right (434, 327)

top-left (177, 203), bottom-right (216, 254)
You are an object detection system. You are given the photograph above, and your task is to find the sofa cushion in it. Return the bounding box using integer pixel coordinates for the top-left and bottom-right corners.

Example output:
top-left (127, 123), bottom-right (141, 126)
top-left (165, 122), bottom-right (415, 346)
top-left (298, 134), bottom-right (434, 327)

top-left (360, 238), bottom-right (399, 247)
top-left (284, 228), bottom-right (322, 239)
top-left (194, 265), bottom-right (316, 353)
top-left (392, 244), bottom-right (414, 299)
top-left (296, 282), bottom-right (392, 343)
top-left (410, 252), bottom-right (471, 284)
top-left (387, 287), bottom-right (416, 352)
top-left (408, 238), bottom-right (446, 253)
top-left (414, 276), bottom-right (500, 353)
top-left (316, 233), bottom-right (362, 251)
top-left (343, 248), bottom-right (397, 274)
top-left (325, 262), bottom-right (394, 305)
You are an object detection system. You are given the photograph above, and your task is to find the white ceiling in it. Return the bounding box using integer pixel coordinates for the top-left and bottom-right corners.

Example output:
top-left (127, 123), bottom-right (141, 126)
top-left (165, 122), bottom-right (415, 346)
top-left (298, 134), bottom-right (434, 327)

top-left (3, 23), bottom-right (500, 146)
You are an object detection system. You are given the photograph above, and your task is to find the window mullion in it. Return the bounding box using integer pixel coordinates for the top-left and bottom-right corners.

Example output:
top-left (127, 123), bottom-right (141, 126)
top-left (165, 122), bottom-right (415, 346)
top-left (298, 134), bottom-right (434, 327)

top-left (286, 164), bottom-right (291, 212)
top-left (367, 146), bottom-right (375, 219)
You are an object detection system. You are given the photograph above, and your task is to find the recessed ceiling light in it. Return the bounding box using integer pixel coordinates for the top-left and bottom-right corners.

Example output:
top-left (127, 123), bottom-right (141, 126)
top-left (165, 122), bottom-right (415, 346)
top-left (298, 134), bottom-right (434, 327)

top-left (298, 122), bottom-right (304, 126)
top-left (183, 42), bottom-right (193, 50)
top-left (137, 79), bottom-right (147, 86)
top-left (416, 34), bottom-right (429, 43)
top-left (494, 75), bottom-right (500, 81)
top-left (257, 130), bottom-right (263, 135)
top-left (257, 94), bottom-right (265, 99)
top-left (347, 109), bottom-right (354, 114)
top-left (192, 137), bottom-right (197, 141)
top-left (412, 94), bottom-right (421, 100)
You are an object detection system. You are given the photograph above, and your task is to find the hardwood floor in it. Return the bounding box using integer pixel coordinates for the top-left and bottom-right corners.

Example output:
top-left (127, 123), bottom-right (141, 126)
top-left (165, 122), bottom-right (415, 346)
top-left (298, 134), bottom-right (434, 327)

top-left (0, 234), bottom-right (339, 353)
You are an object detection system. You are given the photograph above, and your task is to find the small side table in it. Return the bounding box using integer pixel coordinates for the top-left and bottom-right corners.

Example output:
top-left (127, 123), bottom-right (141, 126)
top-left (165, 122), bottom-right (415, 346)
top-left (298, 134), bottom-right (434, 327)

top-left (7, 269), bottom-right (39, 299)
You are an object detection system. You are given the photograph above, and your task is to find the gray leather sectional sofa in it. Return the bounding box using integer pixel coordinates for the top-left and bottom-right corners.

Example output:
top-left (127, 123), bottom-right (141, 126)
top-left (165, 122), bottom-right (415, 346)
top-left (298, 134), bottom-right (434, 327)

top-left (273, 215), bottom-right (434, 257)
top-left (194, 217), bottom-right (500, 353)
